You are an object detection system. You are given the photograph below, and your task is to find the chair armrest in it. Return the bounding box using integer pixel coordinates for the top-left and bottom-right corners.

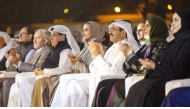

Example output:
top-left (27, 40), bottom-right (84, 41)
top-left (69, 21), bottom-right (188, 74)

top-left (59, 73), bottom-right (92, 81)
top-left (0, 71), bottom-right (18, 78)
top-left (125, 76), bottom-right (144, 97)
top-left (165, 78), bottom-right (190, 96)
top-left (35, 74), bottom-right (55, 81)
top-left (15, 72), bottom-right (35, 84)
top-left (88, 74), bottom-right (126, 107)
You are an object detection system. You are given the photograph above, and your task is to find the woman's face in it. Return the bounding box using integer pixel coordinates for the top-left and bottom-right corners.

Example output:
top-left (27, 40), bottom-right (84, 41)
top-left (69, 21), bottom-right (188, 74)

top-left (143, 20), bottom-right (151, 40)
top-left (171, 13), bottom-right (181, 34)
top-left (82, 23), bottom-right (92, 42)
top-left (50, 31), bottom-right (65, 47)
top-left (0, 37), bottom-right (5, 49)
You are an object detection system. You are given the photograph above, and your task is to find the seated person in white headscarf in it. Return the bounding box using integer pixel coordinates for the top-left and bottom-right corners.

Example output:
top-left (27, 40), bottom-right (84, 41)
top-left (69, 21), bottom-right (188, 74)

top-left (11, 25), bottom-right (80, 107)
top-left (50, 20), bottom-right (139, 107)
top-left (0, 31), bottom-right (17, 70)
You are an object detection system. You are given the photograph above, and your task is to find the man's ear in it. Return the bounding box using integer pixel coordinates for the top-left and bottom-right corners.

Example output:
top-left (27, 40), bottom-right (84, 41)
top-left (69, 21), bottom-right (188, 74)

top-left (121, 30), bottom-right (127, 37)
top-left (44, 39), bottom-right (48, 45)
top-left (29, 34), bottom-right (33, 41)
top-left (61, 35), bottom-right (66, 41)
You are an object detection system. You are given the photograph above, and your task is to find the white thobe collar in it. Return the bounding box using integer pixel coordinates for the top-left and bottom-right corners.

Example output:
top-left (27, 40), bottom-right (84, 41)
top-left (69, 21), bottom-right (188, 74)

top-left (112, 39), bottom-right (128, 49)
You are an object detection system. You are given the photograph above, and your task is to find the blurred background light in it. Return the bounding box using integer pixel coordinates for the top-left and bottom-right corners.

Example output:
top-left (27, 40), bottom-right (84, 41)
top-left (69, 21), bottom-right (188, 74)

top-left (167, 4), bottom-right (172, 10)
top-left (115, 7), bottom-right (121, 13)
top-left (63, 8), bottom-right (69, 14)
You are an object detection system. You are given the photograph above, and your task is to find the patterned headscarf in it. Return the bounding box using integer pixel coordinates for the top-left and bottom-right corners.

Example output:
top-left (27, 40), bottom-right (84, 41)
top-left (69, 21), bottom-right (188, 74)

top-left (145, 15), bottom-right (168, 45)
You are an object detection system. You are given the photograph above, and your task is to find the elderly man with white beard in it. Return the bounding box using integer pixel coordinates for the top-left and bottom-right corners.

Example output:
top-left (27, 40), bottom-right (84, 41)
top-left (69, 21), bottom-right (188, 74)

top-left (6, 29), bottom-right (52, 107)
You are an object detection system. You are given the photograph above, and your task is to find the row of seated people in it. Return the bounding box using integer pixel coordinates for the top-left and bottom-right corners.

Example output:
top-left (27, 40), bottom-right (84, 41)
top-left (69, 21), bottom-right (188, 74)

top-left (0, 9), bottom-right (190, 107)
top-left (0, 20), bottom-right (138, 107)
top-left (91, 9), bottom-right (190, 107)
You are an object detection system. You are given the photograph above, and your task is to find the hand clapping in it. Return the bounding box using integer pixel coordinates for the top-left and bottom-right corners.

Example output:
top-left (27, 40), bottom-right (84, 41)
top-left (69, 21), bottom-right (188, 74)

top-left (138, 58), bottom-right (155, 70)
top-left (88, 41), bottom-right (104, 59)
top-left (118, 41), bottom-right (133, 57)
top-left (68, 54), bottom-right (80, 64)
top-left (6, 49), bottom-right (21, 66)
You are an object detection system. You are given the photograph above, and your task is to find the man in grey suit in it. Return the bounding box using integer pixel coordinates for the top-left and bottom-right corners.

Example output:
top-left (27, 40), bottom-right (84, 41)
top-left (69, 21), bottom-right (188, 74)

top-left (10, 29), bottom-right (52, 72)
top-left (0, 29), bottom-right (52, 107)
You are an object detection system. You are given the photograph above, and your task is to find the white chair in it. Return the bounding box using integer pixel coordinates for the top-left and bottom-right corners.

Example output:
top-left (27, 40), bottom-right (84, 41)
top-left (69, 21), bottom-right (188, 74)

top-left (165, 78), bottom-right (190, 96)
top-left (125, 75), bottom-right (145, 97)
top-left (0, 71), bottom-right (18, 78)
top-left (49, 73), bottom-right (126, 107)
top-left (88, 74), bottom-right (126, 107)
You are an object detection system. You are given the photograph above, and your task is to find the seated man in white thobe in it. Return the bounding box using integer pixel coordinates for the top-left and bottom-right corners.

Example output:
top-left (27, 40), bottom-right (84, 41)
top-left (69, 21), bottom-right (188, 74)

top-left (50, 20), bottom-right (140, 107)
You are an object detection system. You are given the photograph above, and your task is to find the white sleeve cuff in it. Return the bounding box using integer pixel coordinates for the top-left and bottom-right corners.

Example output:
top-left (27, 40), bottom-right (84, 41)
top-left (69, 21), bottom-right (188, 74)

top-left (92, 55), bottom-right (109, 69)
top-left (13, 61), bottom-right (21, 68)
top-left (17, 61), bottom-right (22, 67)
top-left (44, 68), bottom-right (54, 75)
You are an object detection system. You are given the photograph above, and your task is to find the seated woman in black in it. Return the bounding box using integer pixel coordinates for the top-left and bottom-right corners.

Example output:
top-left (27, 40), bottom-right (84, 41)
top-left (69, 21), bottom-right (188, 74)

top-left (126, 9), bottom-right (190, 107)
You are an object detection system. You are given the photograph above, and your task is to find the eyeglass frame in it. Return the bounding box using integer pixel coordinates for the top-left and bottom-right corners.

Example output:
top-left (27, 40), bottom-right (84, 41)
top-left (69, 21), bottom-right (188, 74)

top-left (136, 29), bottom-right (143, 33)
top-left (109, 27), bottom-right (124, 32)
top-left (18, 32), bottom-right (29, 36)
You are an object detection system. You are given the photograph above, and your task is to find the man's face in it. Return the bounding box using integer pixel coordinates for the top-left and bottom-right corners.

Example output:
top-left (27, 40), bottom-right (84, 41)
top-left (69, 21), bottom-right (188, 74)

top-left (136, 24), bottom-right (145, 42)
top-left (0, 37), bottom-right (5, 49)
top-left (18, 27), bottom-right (32, 43)
top-left (33, 31), bottom-right (46, 50)
top-left (50, 31), bottom-right (65, 47)
top-left (71, 31), bottom-right (80, 43)
top-left (109, 24), bottom-right (125, 43)
top-left (6, 27), bottom-right (13, 35)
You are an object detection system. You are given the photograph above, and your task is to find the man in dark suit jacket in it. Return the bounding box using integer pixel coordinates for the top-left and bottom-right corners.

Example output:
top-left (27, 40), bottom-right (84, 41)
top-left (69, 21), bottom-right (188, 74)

top-left (136, 23), bottom-right (146, 48)
top-left (0, 29), bottom-right (52, 107)
top-left (6, 27), bottom-right (35, 72)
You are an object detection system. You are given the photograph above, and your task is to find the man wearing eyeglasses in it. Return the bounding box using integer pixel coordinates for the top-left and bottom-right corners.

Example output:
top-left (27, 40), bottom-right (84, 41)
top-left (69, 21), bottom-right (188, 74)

top-left (136, 23), bottom-right (146, 48)
top-left (88, 20), bottom-right (140, 76)
top-left (0, 27), bottom-right (34, 106)
top-left (6, 27), bottom-right (34, 72)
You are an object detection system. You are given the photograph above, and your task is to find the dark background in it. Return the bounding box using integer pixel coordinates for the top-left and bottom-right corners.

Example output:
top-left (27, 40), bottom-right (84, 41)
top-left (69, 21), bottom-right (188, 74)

top-left (0, 0), bottom-right (189, 31)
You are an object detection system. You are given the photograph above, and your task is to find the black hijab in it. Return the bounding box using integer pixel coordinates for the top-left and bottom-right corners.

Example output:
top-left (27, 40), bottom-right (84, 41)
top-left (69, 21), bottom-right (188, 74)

top-left (174, 9), bottom-right (190, 37)
top-left (145, 15), bottom-right (168, 45)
